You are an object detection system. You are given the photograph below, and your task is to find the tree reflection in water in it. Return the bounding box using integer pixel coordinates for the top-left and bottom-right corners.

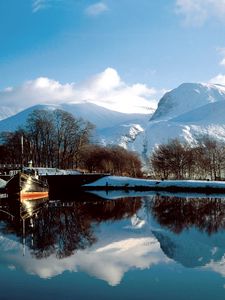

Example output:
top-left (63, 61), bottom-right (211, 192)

top-left (2, 192), bottom-right (225, 264)
top-left (151, 195), bottom-right (225, 235)
top-left (0, 195), bottom-right (141, 260)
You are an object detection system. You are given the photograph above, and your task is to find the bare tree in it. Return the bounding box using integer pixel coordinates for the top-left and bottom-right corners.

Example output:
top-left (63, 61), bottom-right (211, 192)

top-left (151, 139), bottom-right (195, 179)
top-left (150, 136), bottom-right (225, 180)
top-left (26, 110), bottom-right (55, 167)
top-left (0, 109), bottom-right (94, 169)
top-left (53, 109), bottom-right (80, 168)
top-left (195, 136), bottom-right (225, 180)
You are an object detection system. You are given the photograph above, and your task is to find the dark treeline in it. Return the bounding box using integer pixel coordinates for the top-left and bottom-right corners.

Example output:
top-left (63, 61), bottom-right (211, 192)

top-left (0, 109), bottom-right (142, 177)
top-left (150, 137), bottom-right (225, 180)
top-left (82, 144), bottom-right (142, 177)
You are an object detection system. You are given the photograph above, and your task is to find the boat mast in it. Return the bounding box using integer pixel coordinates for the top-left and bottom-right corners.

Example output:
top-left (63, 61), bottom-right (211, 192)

top-left (21, 135), bottom-right (24, 171)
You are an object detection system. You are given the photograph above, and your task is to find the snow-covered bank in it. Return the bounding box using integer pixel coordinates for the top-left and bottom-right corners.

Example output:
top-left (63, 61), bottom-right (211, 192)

top-left (83, 176), bottom-right (225, 193)
top-left (0, 178), bottom-right (6, 189)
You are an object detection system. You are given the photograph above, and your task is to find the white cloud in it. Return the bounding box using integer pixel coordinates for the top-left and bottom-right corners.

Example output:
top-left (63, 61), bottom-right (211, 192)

top-left (32, 0), bottom-right (47, 12)
top-left (0, 222), bottom-right (170, 285)
top-left (175, 0), bottom-right (225, 26)
top-left (32, 0), bottom-right (59, 13)
top-left (205, 258), bottom-right (225, 279)
top-left (217, 48), bottom-right (225, 66)
top-left (85, 2), bottom-right (108, 16)
top-left (0, 68), bottom-right (159, 115)
top-left (4, 87), bottom-right (13, 92)
top-left (209, 74), bottom-right (225, 85)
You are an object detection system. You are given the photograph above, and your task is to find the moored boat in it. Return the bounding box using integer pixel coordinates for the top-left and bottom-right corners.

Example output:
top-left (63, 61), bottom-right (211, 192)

top-left (5, 172), bottom-right (48, 200)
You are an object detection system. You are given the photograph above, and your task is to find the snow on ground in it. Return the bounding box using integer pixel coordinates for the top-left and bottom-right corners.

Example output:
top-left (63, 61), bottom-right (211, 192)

top-left (0, 179), bottom-right (6, 188)
top-left (23, 167), bottom-right (81, 176)
top-left (84, 175), bottom-right (225, 190)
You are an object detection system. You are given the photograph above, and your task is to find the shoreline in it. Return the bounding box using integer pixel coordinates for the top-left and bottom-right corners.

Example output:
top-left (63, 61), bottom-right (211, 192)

top-left (83, 176), bottom-right (225, 194)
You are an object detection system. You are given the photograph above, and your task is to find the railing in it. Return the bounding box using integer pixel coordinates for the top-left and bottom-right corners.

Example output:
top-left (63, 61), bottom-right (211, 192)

top-left (0, 164), bottom-right (21, 168)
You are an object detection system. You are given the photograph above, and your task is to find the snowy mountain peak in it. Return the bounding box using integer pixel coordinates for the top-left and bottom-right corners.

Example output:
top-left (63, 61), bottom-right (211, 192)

top-left (150, 82), bottom-right (225, 122)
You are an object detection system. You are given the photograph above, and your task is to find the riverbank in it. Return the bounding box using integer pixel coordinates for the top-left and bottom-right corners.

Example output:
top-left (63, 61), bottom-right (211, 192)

top-left (83, 176), bottom-right (225, 194)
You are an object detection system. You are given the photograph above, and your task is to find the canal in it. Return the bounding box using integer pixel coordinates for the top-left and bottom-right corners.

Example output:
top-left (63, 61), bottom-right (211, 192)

top-left (0, 191), bottom-right (225, 299)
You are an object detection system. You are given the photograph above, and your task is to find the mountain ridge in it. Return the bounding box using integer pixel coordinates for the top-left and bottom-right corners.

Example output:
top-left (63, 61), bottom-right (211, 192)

top-left (0, 102), bottom-right (151, 132)
top-left (150, 82), bottom-right (225, 121)
top-left (1, 82), bottom-right (225, 159)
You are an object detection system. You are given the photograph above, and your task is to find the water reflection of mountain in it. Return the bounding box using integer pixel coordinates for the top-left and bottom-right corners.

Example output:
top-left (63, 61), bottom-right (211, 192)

top-left (2, 193), bottom-right (225, 285)
top-left (0, 194), bottom-right (141, 259)
top-left (150, 195), bottom-right (225, 268)
top-left (0, 194), bottom-right (168, 285)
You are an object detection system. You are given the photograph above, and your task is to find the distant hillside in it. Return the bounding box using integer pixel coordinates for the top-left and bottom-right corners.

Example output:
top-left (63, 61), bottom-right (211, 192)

top-left (0, 102), bottom-right (151, 155)
top-left (0, 102), bottom-right (151, 132)
top-left (2, 82), bottom-right (225, 159)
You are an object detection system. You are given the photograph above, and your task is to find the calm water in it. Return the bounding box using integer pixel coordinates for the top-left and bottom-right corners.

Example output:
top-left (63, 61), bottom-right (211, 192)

top-left (1, 191), bottom-right (225, 299)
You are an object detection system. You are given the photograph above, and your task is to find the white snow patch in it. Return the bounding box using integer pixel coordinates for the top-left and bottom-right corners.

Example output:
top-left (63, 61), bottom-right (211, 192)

top-left (0, 179), bottom-right (6, 188)
top-left (84, 175), bottom-right (225, 190)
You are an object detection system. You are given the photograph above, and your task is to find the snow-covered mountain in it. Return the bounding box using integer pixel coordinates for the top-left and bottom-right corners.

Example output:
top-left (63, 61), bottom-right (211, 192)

top-left (143, 83), bottom-right (225, 154)
top-left (1, 82), bottom-right (225, 158)
top-left (151, 83), bottom-right (225, 121)
top-left (0, 102), bottom-right (151, 151)
top-left (152, 222), bottom-right (225, 268)
top-left (0, 102), bottom-right (150, 131)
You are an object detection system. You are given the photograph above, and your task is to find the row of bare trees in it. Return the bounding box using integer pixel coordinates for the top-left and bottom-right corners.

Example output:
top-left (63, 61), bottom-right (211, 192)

top-left (150, 137), bottom-right (225, 180)
top-left (0, 109), bottom-right (93, 169)
top-left (0, 109), bottom-right (142, 176)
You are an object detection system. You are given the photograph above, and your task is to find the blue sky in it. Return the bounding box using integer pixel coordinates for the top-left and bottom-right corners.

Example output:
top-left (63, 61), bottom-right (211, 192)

top-left (1, 0), bottom-right (225, 113)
